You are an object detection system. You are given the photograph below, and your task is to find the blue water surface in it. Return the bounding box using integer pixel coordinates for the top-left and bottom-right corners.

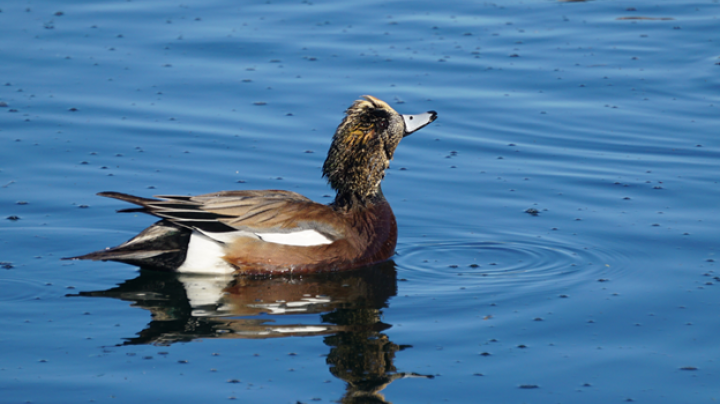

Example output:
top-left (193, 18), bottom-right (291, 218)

top-left (2, 0), bottom-right (719, 403)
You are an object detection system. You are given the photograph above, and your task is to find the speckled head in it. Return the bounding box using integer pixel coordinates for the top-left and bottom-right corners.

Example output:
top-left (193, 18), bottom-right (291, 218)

top-left (323, 95), bottom-right (437, 206)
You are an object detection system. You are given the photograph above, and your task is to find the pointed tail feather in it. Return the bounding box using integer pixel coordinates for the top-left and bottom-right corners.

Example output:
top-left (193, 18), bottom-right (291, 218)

top-left (63, 220), bottom-right (192, 271)
top-left (98, 191), bottom-right (162, 205)
top-left (64, 248), bottom-right (175, 261)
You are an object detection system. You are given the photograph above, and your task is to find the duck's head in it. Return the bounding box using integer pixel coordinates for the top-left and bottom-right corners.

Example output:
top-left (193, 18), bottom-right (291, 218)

top-left (323, 95), bottom-right (437, 207)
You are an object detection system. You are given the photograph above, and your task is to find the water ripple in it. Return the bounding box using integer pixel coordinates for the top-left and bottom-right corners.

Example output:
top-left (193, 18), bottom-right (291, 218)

top-left (395, 236), bottom-right (628, 294)
top-left (0, 279), bottom-right (53, 302)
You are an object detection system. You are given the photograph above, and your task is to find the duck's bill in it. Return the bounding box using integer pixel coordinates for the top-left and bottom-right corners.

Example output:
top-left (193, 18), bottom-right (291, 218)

top-left (402, 111), bottom-right (438, 136)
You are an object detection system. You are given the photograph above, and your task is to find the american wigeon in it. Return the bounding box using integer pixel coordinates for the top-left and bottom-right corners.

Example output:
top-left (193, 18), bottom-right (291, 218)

top-left (66, 95), bottom-right (437, 275)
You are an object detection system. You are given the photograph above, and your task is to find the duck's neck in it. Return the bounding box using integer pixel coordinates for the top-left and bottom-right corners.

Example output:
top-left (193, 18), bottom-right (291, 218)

top-left (332, 186), bottom-right (386, 211)
top-left (322, 135), bottom-right (391, 208)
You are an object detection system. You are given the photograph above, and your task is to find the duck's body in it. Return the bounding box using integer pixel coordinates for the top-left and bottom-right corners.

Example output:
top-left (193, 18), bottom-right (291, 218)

top-left (80, 189), bottom-right (397, 276)
top-left (66, 95), bottom-right (436, 275)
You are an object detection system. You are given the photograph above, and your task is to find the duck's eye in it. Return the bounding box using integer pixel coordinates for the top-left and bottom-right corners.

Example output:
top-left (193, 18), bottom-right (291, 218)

top-left (377, 119), bottom-right (389, 131)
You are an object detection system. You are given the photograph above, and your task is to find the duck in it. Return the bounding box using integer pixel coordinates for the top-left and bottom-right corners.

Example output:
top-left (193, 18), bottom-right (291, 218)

top-left (65, 95), bottom-right (437, 275)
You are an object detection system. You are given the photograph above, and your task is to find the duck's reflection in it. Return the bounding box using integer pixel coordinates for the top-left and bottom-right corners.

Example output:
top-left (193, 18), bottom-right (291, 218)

top-left (73, 260), bottom-right (431, 402)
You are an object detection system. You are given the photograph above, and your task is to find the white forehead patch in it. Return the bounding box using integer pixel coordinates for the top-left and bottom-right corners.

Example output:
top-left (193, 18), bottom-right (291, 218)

top-left (402, 111), bottom-right (437, 134)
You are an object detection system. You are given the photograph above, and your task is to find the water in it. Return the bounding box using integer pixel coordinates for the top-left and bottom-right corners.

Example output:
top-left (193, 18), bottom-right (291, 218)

top-left (2, 0), bottom-right (719, 402)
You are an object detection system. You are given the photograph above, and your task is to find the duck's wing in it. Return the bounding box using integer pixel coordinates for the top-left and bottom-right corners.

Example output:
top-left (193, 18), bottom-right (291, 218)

top-left (97, 190), bottom-right (344, 243)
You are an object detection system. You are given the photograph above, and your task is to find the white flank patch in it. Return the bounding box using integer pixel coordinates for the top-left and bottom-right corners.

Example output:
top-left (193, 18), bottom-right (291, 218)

top-left (402, 111), bottom-right (436, 134)
top-left (196, 229), bottom-right (332, 247)
top-left (176, 232), bottom-right (236, 274)
top-left (255, 229), bottom-right (333, 247)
